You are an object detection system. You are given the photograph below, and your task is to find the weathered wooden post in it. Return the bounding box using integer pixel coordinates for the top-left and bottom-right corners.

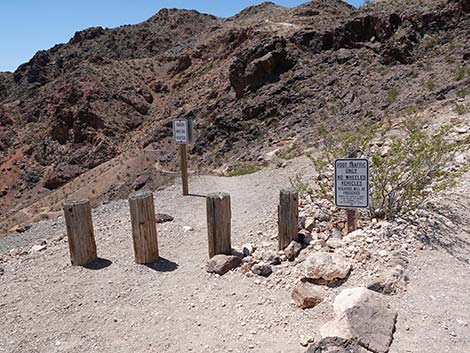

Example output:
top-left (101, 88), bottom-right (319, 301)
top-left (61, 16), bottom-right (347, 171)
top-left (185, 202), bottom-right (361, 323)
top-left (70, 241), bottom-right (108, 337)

top-left (346, 209), bottom-right (357, 233)
top-left (128, 190), bottom-right (159, 264)
top-left (173, 118), bottom-right (193, 196)
top-left (179, 144), bottom-right (189, 196)
top-left (206, 192), bottom-right (231, 258)
top-left (278, 189), bottom-right (299, 250)
top-left (63, 198), bottom-right (97, 266)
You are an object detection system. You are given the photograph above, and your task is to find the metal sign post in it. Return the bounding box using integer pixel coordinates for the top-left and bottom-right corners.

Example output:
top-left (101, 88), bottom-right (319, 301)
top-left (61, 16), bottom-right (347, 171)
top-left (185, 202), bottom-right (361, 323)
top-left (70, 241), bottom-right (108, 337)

top-left (334, 158), bottom-right (369, 234)
top-left (173, 119), bottom-right (193, 196)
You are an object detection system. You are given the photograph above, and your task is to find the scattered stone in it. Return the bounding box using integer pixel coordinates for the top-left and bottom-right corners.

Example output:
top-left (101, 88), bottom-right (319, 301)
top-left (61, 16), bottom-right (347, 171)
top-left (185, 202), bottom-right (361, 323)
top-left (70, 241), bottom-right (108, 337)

top-left (30, 244), bottom-right (47, 253)
top-left (0, 267), bottom-right (3, 276)
top-left (156, 213), bottom-right (174, 223)
top-left (242, 244), bottom-right (256, 257)
top-left (336, 48), bottom-right (353, 64)
top-left (367, 265), bottom-right (408, 295)
top-left (292, 282), bottom-right (326, 309)
top-left (206, 255), bottom-right (242, 275)
top-left (302, 252), bottom-right (351, 282)
top-left (252, 262), bottom-right (272, 277)
top-left (300, 335), bottom-right (315, 347)
top-left (378, 250), bottom-right (389, 258)
top-left (133, 174), bottom-right (149, 191)
top-left (15, 224), bottom-right (32, 233)
top-left (305, 337), bottom-right (359, 353)
top-left (321, 287), bottom-right (397, 353)
top-left (304, 217), bottom-right (316, 232)
top-left (262, 251), bottom-right (281, 265)
top-left (326, 238), bottom-right (344, 249)
top-left (315, 209), bottom-right (331, 222)
top-left (241, 261), bottom-right (256, 274)
top-left (285, 240), bottom-right (303, 261)
top-left (9, 248), bottom-right (26, 257)
top-left (183, 226), bottom-right (194, 232)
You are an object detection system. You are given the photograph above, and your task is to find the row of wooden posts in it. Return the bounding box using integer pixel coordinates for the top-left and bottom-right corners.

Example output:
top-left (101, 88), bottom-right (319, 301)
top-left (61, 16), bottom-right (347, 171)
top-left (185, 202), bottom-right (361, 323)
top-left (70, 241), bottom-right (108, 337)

top-left (63, 189), bottom-right (299, 266)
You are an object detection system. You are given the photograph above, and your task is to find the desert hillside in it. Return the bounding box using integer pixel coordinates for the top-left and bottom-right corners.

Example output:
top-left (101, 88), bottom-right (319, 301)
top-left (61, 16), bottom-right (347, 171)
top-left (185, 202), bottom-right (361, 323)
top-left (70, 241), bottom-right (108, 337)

top-left (1, 0), bottom-right (470, 234)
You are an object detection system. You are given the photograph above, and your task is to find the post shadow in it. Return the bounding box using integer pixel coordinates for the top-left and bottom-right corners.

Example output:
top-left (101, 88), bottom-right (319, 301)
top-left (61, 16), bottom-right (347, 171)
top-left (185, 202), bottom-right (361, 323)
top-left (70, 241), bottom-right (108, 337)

top-left (82, 257), bottom-right (113, 270)
top-left (144, 257), bottom-right (178, 272)
top-left (188, 193), bottom-right (206, 198)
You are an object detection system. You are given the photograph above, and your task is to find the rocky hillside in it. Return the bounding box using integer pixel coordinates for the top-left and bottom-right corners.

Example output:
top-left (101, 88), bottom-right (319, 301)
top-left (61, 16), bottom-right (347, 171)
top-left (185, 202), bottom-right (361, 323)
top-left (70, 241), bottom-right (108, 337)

top-left (1, 0), bottom-right (470, 234)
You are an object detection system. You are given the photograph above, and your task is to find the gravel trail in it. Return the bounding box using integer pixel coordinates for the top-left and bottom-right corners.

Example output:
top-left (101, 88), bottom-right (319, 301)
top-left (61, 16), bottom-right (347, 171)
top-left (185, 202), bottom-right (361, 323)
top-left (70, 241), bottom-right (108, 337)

top-left (1, 158), bottom-right (469, 353)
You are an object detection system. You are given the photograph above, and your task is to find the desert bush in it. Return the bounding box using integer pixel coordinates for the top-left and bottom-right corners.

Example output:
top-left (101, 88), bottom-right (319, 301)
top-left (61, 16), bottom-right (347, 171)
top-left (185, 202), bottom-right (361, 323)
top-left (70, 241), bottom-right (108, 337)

top-left (455, 67), bottom-right (466, 81)
top-left (387, 87), bottom-right (399, 104)
top-left (226, 163), bottom-right (259, 177)
top-left (454, 103), bottom-right (467, 115)
top-left (292, 116), bottom-right (469, 219)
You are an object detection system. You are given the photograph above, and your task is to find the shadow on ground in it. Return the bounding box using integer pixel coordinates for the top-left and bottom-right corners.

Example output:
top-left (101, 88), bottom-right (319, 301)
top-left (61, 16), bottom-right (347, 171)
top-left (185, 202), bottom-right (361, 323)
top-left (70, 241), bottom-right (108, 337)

top-left (82, 258), bottom-right (113, 270)
top-left (145, 257), bottom-right (179, 272)
top-left (421, 199), bottom-right (470, 265)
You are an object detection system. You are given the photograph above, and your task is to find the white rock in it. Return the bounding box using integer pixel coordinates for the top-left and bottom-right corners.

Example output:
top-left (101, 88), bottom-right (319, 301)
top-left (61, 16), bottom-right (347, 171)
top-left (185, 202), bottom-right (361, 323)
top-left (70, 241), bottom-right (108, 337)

top-left (302, 252), bottom-right (351, 282)
top-left (183, 226), bottom-right (194, 232)
top-left (30, 245), bottom-right (47, 253)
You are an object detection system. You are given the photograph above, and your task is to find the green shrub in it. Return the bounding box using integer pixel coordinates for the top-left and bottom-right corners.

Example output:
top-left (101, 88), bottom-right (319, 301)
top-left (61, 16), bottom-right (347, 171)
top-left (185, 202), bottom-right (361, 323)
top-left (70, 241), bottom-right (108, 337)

top-left (293, 117), bottom-right (469, 219)
top-left (454, 103), bottom-right (467, 115)
top-left (387, 88), bottom-right (399, 104)
top-left (426, 79), bottom-right (435, 91)
top-left (227, 163), bottom-right (259, 177)
top-left (455, 67), bottom-right (466, 81)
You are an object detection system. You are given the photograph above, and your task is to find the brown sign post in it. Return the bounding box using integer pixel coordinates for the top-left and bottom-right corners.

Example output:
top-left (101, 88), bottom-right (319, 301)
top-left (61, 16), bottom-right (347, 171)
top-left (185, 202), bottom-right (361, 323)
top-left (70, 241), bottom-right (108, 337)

top-left (173, 119), bottom-right (193, 196)
top-left (334, 158), bottom-right (369, 234)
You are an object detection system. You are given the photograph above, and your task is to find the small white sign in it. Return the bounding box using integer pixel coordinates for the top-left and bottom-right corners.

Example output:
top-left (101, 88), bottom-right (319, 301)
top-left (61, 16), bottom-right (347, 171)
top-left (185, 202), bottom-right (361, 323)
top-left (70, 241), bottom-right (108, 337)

top-left (334, 158), bottom-right (369, 209)
top-left (173, 119), bottom-right (192, 144)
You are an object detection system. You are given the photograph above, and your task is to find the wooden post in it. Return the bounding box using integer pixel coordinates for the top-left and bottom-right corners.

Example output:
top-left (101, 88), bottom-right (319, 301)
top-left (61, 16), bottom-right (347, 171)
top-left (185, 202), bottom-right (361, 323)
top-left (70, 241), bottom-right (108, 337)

top-left (180, 144), bottom-right (189, 196)
top-left (346, 209), bottom-right (357, 234)
top-left (63, 198), bottom-right (97, 266)
top-left (206, 192), bottom-right (231, 258)
top-left (129, 190), bottom-right (159, 264)
top-left (278, 189), bottom-right (299, 250)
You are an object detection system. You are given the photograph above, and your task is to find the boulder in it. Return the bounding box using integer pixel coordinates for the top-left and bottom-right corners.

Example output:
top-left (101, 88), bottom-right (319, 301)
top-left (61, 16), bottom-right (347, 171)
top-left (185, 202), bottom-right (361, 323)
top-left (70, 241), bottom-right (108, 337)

top-left (302, 252), bottom-right (351, 282)
top-left (367, 265), bottom-right (408, 295)
top-left (292, 282), bottom-right (326, 309)
top-left (336, 48), bottom-right (353, 64)
top-left (305, 337), bottom-right (360, 353)
top-left (285, 240), bottom-right (303, 261)
top-left (206, 255), bottom-right (242, 275)
top-left (252, 262), bottom-right (272, 277)
top-left (321, 287), bottom-right (397, 353)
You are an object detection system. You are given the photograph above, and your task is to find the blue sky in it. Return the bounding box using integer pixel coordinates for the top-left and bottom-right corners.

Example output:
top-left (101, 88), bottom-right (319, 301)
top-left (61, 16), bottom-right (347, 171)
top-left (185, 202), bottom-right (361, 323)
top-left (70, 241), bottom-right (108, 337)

top-left (0, 0), bottom-right (364, 72)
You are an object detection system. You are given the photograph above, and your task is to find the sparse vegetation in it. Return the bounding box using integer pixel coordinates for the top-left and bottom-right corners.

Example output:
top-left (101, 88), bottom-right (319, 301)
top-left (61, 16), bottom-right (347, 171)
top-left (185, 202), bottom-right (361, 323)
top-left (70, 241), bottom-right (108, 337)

top-left (454, 103), bottom-right (467, 115)
top-left (455, 67), bottom-right (467, 81)
top-left (226, 163), bottom-right (259, 177)
top-left (426, 79), bottom-right (435, 91)
top-left (387, 87), bottom-right (399, 104)
top-left (292, 116), bottom-right (470, 219)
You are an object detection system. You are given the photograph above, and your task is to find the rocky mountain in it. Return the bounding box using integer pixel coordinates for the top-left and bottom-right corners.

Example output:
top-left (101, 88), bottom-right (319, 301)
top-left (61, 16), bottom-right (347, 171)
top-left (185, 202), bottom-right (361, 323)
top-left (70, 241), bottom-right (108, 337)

top-left (1, 0), bottom-right (470, 234)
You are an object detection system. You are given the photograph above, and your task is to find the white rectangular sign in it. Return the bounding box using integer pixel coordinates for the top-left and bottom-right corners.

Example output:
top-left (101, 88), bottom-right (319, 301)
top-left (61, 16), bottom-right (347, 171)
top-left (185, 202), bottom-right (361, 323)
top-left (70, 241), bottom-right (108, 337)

top-left (173, 119), bottom-right (191, 144)
top-left (334, 158), bottom-right (369, 209)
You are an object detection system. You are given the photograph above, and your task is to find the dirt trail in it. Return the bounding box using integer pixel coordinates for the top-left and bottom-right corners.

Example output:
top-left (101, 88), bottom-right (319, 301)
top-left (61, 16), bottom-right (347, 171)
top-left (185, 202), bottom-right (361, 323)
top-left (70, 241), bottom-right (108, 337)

top-left (1, 157), bottom-right (470, 353)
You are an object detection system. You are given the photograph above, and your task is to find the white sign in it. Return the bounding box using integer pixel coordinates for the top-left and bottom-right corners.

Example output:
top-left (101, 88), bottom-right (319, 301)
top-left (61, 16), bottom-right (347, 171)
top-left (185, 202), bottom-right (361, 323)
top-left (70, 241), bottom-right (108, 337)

top-left (173, 119), bottom-right (192, 144)
top-left (334, 158), bottom-right (369, 209)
